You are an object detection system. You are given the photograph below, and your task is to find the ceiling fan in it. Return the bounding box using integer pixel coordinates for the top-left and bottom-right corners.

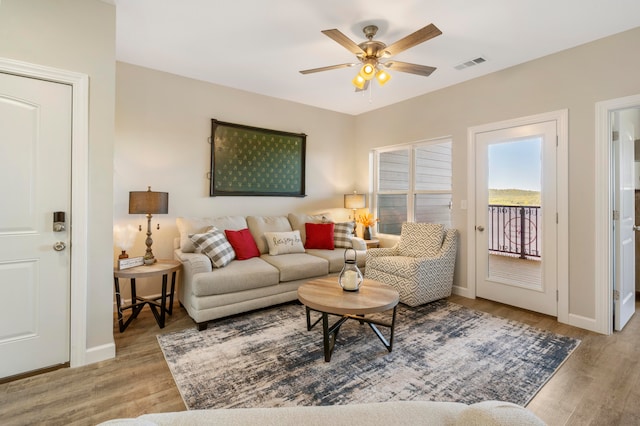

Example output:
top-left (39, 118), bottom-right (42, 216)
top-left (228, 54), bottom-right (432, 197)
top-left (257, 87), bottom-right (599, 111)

top-left (299, 23), bottom-right (442, 91)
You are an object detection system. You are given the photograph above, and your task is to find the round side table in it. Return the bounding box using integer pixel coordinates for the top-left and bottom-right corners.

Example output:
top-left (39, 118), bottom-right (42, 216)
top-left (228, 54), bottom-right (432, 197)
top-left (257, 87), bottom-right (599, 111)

top-left (113, 259), bottom-right (181, 332)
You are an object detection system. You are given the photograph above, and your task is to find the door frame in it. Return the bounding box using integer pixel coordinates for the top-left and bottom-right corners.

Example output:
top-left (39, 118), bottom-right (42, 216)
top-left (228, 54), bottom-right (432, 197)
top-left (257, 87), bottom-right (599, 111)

top-left (595, 94), bottom-right (640, 335)
top-left (0, 58), bottom-right (89, 367)
top-left (465, 109), bottom-right (569, 324)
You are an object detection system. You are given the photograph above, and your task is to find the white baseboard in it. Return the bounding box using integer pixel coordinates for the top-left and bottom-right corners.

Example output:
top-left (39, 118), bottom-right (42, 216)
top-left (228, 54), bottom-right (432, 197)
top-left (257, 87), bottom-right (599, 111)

top-left (82, 342), bottom-right (116, 366)
top-left (568, 313), bottom-right (607, 335)
top-left (452, 285), bottom-right (474, 299)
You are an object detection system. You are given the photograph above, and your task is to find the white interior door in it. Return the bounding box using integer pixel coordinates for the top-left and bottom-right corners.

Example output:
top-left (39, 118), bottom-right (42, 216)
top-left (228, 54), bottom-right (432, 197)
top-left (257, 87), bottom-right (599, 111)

top-left (0, 72), bottom-right (71, 378)
top-left (614, 108), bottom-right (636, 331)
top-left (475, 121), bottom-right (558, 316)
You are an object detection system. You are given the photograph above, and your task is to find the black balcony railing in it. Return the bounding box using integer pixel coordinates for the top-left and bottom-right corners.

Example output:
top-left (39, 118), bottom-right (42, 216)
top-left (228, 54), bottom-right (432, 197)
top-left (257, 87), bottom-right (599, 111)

top-left (487, 205), bottom-right (541, 259)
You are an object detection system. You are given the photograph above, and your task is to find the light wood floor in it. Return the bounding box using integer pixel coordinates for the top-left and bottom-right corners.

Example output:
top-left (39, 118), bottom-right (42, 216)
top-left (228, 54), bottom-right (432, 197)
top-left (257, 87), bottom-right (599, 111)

top-left (1, 296), bottom-right (639, 426)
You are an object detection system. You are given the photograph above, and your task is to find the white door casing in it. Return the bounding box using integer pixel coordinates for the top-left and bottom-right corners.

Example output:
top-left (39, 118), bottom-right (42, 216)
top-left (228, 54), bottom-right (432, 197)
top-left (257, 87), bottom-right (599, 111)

top-left (596, 94), bottom-right (640, 335)
top-left (466, 110), bottom-right (569, 324)
top-left (0, 73), bottom-right (71, 377)
top-left (613, 109), bottom-right (636, 331)
top-left (474, 121), bottom-right (558, 316)
top-left (0, 58), bottom-right (94, 367)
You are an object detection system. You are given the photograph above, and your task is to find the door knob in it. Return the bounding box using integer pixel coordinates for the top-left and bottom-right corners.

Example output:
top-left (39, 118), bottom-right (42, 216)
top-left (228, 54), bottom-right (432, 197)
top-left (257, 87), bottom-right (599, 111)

top-left (53, 241), bottom-right (66, 251)
top-left (476, 226), bottom-right (485, 232)
top-left (634, 225), bottom-right (640, 232)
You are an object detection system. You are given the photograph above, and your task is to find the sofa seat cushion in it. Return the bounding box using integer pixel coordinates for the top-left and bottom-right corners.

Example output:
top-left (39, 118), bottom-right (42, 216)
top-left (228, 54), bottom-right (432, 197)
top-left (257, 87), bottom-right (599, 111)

top-left (261, 253), bottom-right (328, 282)
top-left (306, 248), bottom-right (366, 273)
top-left (191, 258), bottom-right (280, 296)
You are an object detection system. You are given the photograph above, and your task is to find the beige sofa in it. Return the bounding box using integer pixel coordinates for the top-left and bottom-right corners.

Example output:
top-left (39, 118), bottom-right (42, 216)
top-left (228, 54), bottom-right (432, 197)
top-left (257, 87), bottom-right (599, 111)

top-left (174, 213), bottom-right (366, 330)
top-left (99, 400), bottom-right (545, 425)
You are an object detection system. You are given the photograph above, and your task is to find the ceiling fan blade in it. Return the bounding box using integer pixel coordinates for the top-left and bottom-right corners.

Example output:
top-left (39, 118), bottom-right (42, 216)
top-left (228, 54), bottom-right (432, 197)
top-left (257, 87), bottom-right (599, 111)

top-left (384, 24), bottom-right (442, 56)
top-left (385, 61), bottom-right (437, 76)
top-left (355, 80), bottom-right (370, 92)
top-left (299, 63), bottom-right (356, 74)
top-left (321, 29), bottom-right (366, 55)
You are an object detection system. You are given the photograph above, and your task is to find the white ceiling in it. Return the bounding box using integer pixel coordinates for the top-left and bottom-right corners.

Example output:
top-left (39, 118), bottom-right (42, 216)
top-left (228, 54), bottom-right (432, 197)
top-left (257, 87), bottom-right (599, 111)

top-left (114, 0), bottom-right (640, 116)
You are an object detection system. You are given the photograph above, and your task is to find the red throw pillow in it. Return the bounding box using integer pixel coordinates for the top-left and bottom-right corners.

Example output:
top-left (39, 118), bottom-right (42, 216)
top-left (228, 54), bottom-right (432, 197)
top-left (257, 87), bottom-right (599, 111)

top-left (224, 228), bottom-right (260, 260)
top-left (304, 222), bottom-right (335, 250)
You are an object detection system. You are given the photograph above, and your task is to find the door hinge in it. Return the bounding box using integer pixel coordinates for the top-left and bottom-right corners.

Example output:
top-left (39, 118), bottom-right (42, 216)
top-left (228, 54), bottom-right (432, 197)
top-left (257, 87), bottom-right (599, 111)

top-left (556, 289), bottom-right (559, 301)
top-left (556, 135), bottom-right (559, 147)
top-left (556, 212), bottom-right (559, 224)
top-left (614, 289), bottom-right (620, 301)
top-left (613, 210), bottom-right (620, 220)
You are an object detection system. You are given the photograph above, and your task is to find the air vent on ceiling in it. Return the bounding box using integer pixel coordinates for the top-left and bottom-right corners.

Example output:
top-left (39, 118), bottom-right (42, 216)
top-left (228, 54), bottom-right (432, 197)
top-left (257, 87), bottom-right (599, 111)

top-left (454, 56), bottom-right (487, 70)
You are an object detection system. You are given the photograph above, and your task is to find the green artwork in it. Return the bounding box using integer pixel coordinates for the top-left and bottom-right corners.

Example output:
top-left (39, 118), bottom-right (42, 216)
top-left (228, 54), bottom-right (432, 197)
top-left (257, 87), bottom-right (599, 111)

top-left (210, 120), bottom-right (306, 197)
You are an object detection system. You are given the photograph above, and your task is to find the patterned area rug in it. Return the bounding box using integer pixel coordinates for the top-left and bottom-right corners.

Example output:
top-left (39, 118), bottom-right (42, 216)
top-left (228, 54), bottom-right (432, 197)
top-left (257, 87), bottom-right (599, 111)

top-left (157, 300), bottom-right (579, 410)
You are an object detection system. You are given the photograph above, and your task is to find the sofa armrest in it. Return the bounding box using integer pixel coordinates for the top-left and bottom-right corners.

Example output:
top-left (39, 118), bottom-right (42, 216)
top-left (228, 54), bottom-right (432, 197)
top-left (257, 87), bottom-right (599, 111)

top-left (174, 249), bottom-right (212, 275)
top-left (351, 237), bottom-right (367, 251)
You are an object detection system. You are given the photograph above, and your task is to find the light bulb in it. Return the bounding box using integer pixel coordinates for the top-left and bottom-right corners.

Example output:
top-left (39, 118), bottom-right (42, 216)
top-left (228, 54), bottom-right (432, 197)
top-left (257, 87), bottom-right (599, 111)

top-left (359, 63), bottom-right (376, 81)
top-left (352, 74), bottom-right (366, 89)
top-left (376, 69), bottom-right (391, 86)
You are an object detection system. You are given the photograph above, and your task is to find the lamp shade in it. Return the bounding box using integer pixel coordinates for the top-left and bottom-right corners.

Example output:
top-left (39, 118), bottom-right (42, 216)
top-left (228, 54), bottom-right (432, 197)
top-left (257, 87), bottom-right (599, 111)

top-left (344, 193), bottom-right (366, 210)
top-left (129, 187), bottom-right (168, 214)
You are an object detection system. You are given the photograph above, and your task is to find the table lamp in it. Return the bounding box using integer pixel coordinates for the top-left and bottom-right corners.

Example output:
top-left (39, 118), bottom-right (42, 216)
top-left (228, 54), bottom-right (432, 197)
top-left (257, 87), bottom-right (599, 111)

top-left (344, 191), bottom-right (366, 234)
top-left (129, 186), bottom-right (168, 265)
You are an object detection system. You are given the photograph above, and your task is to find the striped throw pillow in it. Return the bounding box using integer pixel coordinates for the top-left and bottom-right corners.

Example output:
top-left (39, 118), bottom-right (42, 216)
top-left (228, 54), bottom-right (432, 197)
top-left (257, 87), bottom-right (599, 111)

top-left (334, 221), bottom-right (355, 248)
top-left (190, 227), bottom-right (236, 268)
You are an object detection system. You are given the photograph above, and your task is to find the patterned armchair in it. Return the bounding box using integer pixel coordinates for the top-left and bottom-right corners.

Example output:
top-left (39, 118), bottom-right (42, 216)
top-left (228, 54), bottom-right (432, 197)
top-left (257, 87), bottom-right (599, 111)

top-left (365, 223), bottom-right (457, 307)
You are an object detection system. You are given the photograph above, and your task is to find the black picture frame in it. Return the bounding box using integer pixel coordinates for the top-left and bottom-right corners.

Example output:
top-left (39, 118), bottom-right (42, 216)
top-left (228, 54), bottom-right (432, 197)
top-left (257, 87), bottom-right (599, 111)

top-left (210, 119), bottom-right (306, 197)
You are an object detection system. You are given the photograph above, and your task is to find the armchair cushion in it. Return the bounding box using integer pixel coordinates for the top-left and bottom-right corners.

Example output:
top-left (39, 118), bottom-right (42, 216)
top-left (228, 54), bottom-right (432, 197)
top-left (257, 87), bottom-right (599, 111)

top-left (398, 222), bottom-right (444, 258)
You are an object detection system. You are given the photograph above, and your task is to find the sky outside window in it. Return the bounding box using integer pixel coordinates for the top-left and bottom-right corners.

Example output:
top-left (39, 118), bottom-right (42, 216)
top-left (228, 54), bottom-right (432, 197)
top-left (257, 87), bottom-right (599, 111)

top-left (488, 137), bottom-right (541, 191)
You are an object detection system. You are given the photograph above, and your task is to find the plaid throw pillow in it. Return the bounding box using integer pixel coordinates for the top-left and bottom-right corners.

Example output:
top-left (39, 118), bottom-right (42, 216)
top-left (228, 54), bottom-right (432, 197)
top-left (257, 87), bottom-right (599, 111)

top-left (334, 221), bottom-right (355, 248)
top-left (190, 227), bottom-right (236, 268)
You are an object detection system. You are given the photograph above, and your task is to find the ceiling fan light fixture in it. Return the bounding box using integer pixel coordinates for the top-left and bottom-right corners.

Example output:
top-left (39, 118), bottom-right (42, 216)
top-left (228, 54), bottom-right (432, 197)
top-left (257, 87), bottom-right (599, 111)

top-left (352, 73), bottom-right (366, 89)
top-left (376, 68), bottom-right (391, 86)
top-left (359, 62), bottom-right (376, 80)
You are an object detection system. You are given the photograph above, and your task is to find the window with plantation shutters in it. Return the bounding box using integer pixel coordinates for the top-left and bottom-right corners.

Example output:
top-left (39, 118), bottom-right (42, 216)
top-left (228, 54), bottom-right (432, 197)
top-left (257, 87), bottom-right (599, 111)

top-left (374, 138), bottom-right (452, 236)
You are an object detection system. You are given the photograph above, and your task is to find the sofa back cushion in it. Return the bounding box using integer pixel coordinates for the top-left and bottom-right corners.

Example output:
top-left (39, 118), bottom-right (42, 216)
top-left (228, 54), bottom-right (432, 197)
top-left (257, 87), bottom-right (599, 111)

top-left (247, 216), bottom-right (293, 254)
top-left (177, 216), bottom-right (247, 253)
top-left (287, 212), bottom-right (331, 244)
top-left (398, 222), bottom-right (445, 258)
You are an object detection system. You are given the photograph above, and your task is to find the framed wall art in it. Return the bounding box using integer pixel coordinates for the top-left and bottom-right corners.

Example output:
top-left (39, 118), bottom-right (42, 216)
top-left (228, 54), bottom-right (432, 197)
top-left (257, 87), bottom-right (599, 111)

top-left (210, 119), bottom-right (306, 197)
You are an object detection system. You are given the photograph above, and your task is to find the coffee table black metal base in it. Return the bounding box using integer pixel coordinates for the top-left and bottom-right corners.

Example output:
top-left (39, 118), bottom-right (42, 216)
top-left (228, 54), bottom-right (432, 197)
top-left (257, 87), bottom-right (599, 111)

top-left (305, 306), bottom-right (397, 362)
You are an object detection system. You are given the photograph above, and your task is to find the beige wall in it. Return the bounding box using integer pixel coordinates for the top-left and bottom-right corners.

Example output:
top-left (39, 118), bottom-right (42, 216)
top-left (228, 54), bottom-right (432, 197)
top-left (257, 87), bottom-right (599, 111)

top-left (115, 27), bottom-right (640, 328)
top-left (115, 62), bottom-right (357, 263)
top-left (0, 1), bottom-right (116, 354)
top-left (355, 26), bottom-right (640, 321)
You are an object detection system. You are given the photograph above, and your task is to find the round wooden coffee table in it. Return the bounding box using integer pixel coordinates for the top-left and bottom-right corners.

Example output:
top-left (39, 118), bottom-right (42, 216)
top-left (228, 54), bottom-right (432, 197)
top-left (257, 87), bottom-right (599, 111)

top-left (297, 277), bottom-right (399, 362)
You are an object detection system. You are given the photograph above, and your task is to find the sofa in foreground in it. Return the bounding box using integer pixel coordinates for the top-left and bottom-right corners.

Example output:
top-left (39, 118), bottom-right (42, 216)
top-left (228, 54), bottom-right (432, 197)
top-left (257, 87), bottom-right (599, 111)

top-left (174, 213), bottom-right (366, 330)
top-left (98, 400), bottom-right (545, 425)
